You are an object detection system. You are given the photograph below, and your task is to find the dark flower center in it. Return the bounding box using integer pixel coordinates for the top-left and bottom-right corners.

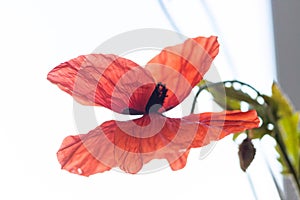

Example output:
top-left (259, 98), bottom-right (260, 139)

top-left (145, 82), bottom-right (168, 113)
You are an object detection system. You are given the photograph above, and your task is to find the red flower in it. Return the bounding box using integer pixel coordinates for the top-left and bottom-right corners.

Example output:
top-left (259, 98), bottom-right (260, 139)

top-left (47, 36), bottom-right (259, 176)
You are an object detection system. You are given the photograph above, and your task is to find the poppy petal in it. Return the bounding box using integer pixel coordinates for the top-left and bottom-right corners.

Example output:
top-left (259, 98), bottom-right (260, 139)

top-left (182, 110), bottom-right (260, 148)
top-left (57, 114), bottom-right (196, 175)
top-left (57, 110), bottom-right (259, 176)
top-left (57, 134), bottom-right (112, 176)
top-left (145, 36), bottom-right (219, 111)
top-left (168, 149), bottom-right (190, 171)
top-left (47, 54), bottom-right (156, 114)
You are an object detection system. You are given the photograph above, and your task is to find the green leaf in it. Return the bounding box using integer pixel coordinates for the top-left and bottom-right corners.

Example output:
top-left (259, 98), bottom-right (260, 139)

top-left (275, 144), bottom-right (289, 174)
top-left (269, 82), bottom-right (300, 179)
top-left (277, 113), bottom-right (300, 178)
top-left (270, 83), bottom-right (293, 117)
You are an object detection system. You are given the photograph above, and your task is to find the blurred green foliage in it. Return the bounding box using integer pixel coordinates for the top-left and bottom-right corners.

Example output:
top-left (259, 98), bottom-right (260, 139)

top-left (196, 80), bottom-right (300, 187)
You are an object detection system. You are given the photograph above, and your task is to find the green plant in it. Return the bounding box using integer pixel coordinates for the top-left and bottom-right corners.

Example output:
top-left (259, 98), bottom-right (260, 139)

top-left (193, 80), bottom-right (300, 192)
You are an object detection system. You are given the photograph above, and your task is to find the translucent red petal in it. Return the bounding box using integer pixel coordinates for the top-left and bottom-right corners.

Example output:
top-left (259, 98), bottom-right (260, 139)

top-left (182, 110), bottom-right (260, 148)
top-left (57, 110), bottom-right (259, 176)
top-left (47, 54), bottom-right (156, 114)
top-left (145, 36), bottom-right (219, 111)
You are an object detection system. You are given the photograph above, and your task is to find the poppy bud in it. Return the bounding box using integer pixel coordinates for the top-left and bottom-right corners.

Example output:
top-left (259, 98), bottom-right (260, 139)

top-left (238, 137), bottom-right (256, 172)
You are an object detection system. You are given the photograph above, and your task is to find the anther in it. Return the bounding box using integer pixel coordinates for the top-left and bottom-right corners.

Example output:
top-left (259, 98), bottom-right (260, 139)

top-left (145, 82), bottom-right (168, 113)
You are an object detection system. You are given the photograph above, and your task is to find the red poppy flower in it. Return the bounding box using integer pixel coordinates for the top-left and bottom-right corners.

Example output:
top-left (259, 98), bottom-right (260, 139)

top-left (47, 36), bottom-right (260, 176)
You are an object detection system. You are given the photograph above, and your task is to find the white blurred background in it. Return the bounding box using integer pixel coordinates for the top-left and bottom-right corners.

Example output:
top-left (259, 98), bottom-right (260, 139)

top-left (0, 0), bottom-right (280, 199)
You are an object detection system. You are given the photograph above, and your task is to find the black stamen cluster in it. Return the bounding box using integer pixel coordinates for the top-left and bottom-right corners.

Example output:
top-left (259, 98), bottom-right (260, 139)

top-left (145, 82), bottom-right (168, 113)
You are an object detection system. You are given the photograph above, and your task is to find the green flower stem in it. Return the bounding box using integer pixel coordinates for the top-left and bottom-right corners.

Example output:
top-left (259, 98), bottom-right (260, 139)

top-left (191, 80), bottom-right (261, 114)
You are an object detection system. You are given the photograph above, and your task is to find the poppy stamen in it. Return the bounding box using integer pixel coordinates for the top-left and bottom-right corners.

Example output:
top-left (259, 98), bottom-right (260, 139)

top-left (145, 82), bottom-right (168, 113)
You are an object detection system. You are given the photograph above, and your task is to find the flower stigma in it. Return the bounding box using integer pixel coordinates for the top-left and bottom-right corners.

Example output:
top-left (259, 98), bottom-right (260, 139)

top-left (145, 82), bottom-right (168, 113)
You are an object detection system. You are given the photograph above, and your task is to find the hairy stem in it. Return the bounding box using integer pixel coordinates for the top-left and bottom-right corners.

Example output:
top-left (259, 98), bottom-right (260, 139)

top-left (191, 80), bottom-right (262, 114)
